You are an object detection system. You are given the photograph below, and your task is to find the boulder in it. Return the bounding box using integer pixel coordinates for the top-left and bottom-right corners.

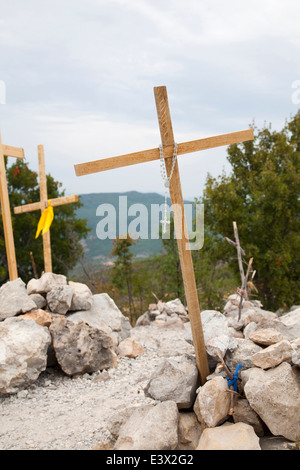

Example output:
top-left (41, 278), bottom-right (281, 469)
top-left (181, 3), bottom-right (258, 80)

top-left (49, 315), bottom-right (117, 376)
top-left (196, 422), bottom-right (261, 450)
top-left (254, 317), bottom-right (300, 341)
top-left (29, 293), bottom-right (47, 309)
top-left (200, 310), bottom-right (234, 358)
top-left (0, 278), bottom-right (37, 320)
top-left (27, 272), bottom-right (67, 295)
top-left (115, 401), bottom-right (179, 450)
top-left (224, 338), bottom-right (263, 371)
top-left (18, 309), bottom-right (52, 327)
top-left (46, 286), bottom-right (74, 314)
top-left (177, 412), bottom-right (203, 450)
top-left (249, 328), bottom-right (284, 346)
top-left (232, 397), bottom-right (266, 436)
top-left (244, 362), bottom-right (300, 441)
top-left (193, 376), bottom-right (230, 427)
top-left (165, 299), bottom-right (187, 316)
top-left (251, 340), bottom-right (294, 369)
top-left (0, 317), bottom-right (51, 394)
top-left (68, 281), bottom-right (93, 311)
top-left (144, 355), bottom-right (199, 409)
top-left (291, 338), bottom-right (300, 366)
top-left (117, 337), bottom-right (144, 358)
top-left (67, 293), bottom-right (131, 345)
top-left (135, 312), bottom-right (151, 326)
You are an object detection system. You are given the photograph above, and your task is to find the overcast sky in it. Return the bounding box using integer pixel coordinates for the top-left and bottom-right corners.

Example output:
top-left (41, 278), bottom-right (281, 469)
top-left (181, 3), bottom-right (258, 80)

top-left (0, 0), bottom-right (299, 200)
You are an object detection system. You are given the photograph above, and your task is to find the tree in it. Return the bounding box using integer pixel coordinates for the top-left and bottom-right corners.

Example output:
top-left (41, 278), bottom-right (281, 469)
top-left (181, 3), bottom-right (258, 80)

top-left (202, 111), bottom-right (300, 310)
top-left (0, 158), bottom-right (90, 283)
top-left (110, 235), bottom-right (136, 321)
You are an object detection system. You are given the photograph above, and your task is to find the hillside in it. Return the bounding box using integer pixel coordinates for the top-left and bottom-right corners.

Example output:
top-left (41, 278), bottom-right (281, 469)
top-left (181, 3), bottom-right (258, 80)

top-left (73, 191), bottom-right (193, 276)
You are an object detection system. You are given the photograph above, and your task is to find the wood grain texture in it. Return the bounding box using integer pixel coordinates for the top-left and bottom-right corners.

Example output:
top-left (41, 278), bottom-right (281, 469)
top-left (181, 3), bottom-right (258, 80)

top-left (74, 129), bottom-right (254, 176)
top-left (0, 133), bottom-right (18, 280)
top-left (14, 194), bottom-right (79, 214)
top-left (2, 145), bottom-right (24, 159)
top-left (154, 86), bottom-right (210, 384)
top-left (38, 144), bottom-right (52, 273)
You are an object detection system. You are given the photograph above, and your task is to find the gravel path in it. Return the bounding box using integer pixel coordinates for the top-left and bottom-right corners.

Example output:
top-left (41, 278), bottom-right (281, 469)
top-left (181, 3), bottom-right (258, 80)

top-left (0, 324), bottom-right (194, 450)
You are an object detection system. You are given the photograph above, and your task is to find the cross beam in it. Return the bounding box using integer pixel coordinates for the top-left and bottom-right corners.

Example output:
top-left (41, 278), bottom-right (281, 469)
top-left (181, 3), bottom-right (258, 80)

top-left (0, 131), bottom-right (25, 280)
top-left (14, 145), bottom-right (79, 273)
top-left (74, 86), bottom-right (254, 384)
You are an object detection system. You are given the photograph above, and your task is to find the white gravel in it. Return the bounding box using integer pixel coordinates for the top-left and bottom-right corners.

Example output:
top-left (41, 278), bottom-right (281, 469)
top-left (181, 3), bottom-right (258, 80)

top-left (0, 323), bottom-right (194, 450)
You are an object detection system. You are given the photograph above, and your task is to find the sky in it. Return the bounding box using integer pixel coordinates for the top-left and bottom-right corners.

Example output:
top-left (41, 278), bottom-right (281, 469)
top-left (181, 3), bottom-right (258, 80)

top-left (0, 0), bottom-right (300, 200)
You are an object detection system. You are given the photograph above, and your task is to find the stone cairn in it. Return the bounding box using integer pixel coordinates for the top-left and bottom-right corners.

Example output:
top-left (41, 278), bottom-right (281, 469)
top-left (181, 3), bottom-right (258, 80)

top-left (0, 274), bottom-right (300, 450)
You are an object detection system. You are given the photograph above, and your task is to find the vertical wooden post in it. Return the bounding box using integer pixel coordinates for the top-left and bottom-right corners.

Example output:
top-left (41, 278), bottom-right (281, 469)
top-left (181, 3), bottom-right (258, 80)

top-left (233, 221), bottom-right (248, 300)
top-left (0, 132), bottom-right (18, 280)
top-left (37, 144), bottom-right (52, 273)
top-left (154, 86), bottom-right (210, 384)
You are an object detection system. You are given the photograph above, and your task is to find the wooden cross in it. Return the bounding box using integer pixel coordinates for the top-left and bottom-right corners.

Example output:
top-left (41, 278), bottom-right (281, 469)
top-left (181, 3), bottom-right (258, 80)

top-left (74, 86), bottom-right (254, 384)
top-left (14, 144), bottom-right (79, 274)
top-left (0, 131), bottom-right (25, 280)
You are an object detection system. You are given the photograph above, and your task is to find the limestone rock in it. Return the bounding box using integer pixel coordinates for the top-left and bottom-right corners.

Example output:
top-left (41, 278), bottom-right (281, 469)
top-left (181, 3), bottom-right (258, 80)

top-left (291, 338), bottom-right (300, 366)
top-left (177, 412), bottom-right (203, 450)
top-left (0, 278), bottom-right (37, 320)
top-left (224, 338), bottom-right (263, 371)
top-left (18, 309), bottom-right (52, 327)
top-left (27, 272), bottom-right (67, 295)
top-left (193, 376), bottom-right (230, 427)
top-left (254, 317), bottom-right (299, 341)
top-left (117, 337), bottom-right (144, 358)
top-left (232, 398), bottom-right (266, 436)
top-left (196, 422), bottom-right (261, 450)
top-left (244, 362), bottom-right (300, 441)
top-left (243, 321), bottom-right (258, 339)
top-left (49, 315), bottom-right (117, 376)
top-left (251, 340), bottom-right (294, 369)
top-left (46, 286), bottom-right (73, 314)
top-left (249, 328), bottom-right (284, 346)
top-left (115, 401), bottom-right (179, 450)
top-left (165, 298), bottom-right (187, 316)
top-left (135, 312), bottom-right (151, 326)
top-left (201, 310), bottom-right (230, 341)
top-left (144, 355), bottom-right (199, 409)
top-left (68, 281), bottom-right (93, 311)
top-left (0, 317), bottom-right (51, 394)
top-left (29, 293), bottom-right (47, 309)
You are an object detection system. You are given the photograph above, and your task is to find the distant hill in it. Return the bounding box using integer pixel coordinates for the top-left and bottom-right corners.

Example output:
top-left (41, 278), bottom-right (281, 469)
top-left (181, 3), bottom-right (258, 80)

top-left (72, 191), bottom-right (193, 276)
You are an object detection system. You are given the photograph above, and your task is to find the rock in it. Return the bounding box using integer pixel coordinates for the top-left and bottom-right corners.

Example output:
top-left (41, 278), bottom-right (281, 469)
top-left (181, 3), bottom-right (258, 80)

top-left (29, 293), bottom-right (47, 309)
top-left (0, 278), bottom-right (37, 320)
top-left (243, 321), bottom-right (258, 339)
top-left (224, 338), bottom-right (263, 371)
top-left (165, 299), bottom-right (187, 316)
top-left (291, 338), bottom-right (300, 366)
top-left (251, 340), bottom-right (294, 369)
top-left (249, 328), bottom-right (284, 346)
top-left (68, 281), bottom-right (93, 311)
top-left (206, 334), bottom-right (237, 360)
top-left (177, 412), bottom-right (203, 450)
top-left (49, 315), bottom-right (117, 376)
top-left (201, 310), bottom-right (230, 340)
top-left (46, 286), bottom-right (73, 314)
top-left (115, 401), bottom-right (179, 450)
top-left (160, 317), bottom-right (185, 329)
top-left (279, 308), bottom-right (300, 330)
top-left (254, 317), bottom-right (300, 341)
top-left (232, 398), bottom-right (266, 436)
top-left (196, 422), bottom-right (261, 450)
top-left (67, 293), bottom-right (131, 344)
top-left (228, 327), bottom-right (244, 338)
top-left (27, 272), bottom-right (67, 295)
top-left (193, 376), bottom-right (230, 427)
top-left (117, 337), bottom-right (144, 358)
top-left (18, 309), bottom-right (52, 327)
top-left (108, 405), bottom-right (151, 441)
top-left (0, 317), bottom-right (51, 394)
top-left (144, 355), bottom-right (199, 409)
top-left (135, 312), bottom-right (151, 326)
top-left (244, 362), bottom-right (300, 441)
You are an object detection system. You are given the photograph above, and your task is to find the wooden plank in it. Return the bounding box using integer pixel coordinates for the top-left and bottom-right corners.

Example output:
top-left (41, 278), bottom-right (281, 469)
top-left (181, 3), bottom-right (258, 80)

top-left (38, 144), bottom-right (52, 273)
top-left (0, 134), bottom-right (18, 280)
top-left (2, 145), bottom-right (24, 159)
top-left (154, 85), bottom-right (210, 385)
top-left (14, 194), bottom-right (79, 214)
top-left (74, 129), bottom-right (254, 176)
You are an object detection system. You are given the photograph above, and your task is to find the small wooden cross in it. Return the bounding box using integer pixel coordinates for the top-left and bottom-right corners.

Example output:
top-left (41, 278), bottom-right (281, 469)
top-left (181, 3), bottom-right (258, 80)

top-left (14, 144), bottom-right (79, 274)
top-left (74, 86), bottom-right (254, 384)
top-left (0, 131), bottom-right (25, 280)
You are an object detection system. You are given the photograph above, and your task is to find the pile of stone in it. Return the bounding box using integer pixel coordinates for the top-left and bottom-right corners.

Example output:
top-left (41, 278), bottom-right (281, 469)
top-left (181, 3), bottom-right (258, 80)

top-left (135, 297), bottom-right (189, 328)
top-left (103, 294), bottom-right (300, 450)
top-left (0, 273), bottom-right (135, 394)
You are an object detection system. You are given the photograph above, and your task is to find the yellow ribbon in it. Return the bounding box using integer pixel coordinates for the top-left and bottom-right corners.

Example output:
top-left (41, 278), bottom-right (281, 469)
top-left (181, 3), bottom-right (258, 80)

top-left (35, 200), bottom-right (54, 238)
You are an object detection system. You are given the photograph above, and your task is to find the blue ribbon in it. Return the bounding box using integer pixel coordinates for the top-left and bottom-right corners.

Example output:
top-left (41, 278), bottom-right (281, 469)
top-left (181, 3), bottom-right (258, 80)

top-left (226, 363), bottom-right (242, 392)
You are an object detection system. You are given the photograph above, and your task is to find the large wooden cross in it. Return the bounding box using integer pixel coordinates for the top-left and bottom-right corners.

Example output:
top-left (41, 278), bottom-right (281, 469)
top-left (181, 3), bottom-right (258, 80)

top-left (74, 86), bottom-right (254, 384)
top-left (0, 131), bottom-right (25, 280)
top-left (14, 144), bottom-right (79, 274)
